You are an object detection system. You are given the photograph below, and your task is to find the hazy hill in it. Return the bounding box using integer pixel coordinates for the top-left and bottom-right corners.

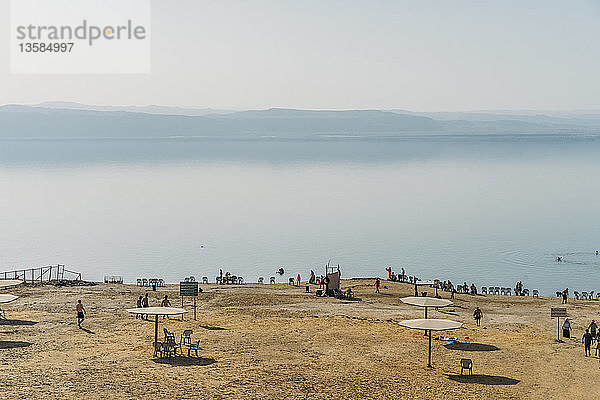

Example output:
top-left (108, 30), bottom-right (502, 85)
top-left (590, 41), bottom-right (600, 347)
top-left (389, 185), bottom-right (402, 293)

top-left (0, 104), bottom-right (599, 139)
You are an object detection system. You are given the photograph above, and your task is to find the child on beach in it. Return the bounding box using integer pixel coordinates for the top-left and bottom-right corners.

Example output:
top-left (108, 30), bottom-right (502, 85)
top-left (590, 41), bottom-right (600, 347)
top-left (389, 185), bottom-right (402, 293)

top-left (473, 307), bottom-right (483, 327)
top-left (76, 300), bottom-right (85, 328)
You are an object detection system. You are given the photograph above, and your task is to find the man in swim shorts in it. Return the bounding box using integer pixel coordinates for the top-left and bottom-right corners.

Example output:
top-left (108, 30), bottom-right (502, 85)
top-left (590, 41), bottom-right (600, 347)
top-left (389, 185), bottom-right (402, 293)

top-left (76, 300), bottom-right (85, 328)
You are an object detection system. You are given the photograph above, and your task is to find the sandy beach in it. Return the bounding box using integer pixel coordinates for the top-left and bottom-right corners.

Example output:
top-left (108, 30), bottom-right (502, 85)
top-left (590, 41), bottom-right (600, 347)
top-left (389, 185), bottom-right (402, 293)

top-left (0, 279), bottom-right (598, 399)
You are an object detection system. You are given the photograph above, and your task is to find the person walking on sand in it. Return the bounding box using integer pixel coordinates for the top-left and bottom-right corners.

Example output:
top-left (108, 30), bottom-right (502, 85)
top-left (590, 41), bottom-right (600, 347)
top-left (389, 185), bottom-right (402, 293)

top-left (562, 318), bottom-right (572, 338)
top-left (76, 300), bottom-right (85, 328)
top-left (375, 278), bottom-right (380, 293)
top-left (589, 320), bottom-right (598, 338)
top-left (583, 329), bottom-right (593, 356)
top-left (473, 307), bottom-right (483, 327)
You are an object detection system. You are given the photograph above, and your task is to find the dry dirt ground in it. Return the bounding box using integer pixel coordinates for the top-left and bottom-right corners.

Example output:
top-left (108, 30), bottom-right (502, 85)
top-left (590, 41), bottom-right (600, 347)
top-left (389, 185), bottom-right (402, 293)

top-left (0, 279), bottom-right (598, 399)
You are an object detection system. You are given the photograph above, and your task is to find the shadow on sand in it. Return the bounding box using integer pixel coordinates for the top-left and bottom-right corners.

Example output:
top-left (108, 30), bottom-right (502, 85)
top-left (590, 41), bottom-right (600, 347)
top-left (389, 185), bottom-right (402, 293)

top-left (0, 319), bottom-right (38, 326)
top-left (152, 356), bottom-right (216, 367)
top-left (446, 374), bottom-right (520, 385)
top-left (200, 326), bottom-right (227, 331)
top-left (0, 341), bottom-right (32, 349)
top-left (80, 327), bottom-right (95, 334)
top-left (444, 343), bottom-right (499, 352)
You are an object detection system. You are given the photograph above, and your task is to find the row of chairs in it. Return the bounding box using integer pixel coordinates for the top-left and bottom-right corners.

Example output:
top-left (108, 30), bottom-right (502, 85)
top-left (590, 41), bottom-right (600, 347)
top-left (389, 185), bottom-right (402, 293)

top-left (574, 291), bottom-right (598, 300)
top-left (136, 278), bottom-right (165, 287)
top-left (104, 276), bottom-right (123, 284)
top-left (481, 287), bottom-right (539, 297)
top-left (258, 277), bottom-right (277, 284)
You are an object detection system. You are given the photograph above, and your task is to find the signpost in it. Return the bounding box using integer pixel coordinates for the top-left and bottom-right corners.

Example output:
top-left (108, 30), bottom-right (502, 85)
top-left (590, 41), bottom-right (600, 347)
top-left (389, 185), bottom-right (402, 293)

top-left (551, 307), bottom-right (567, 342)
top-left (179, 281), bottom-right (199, 321)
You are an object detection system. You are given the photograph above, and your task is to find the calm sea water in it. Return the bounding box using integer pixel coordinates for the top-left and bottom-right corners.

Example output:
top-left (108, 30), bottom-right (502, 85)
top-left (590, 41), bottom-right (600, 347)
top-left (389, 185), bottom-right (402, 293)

top-left (0, 136), bottom-right (599, 295)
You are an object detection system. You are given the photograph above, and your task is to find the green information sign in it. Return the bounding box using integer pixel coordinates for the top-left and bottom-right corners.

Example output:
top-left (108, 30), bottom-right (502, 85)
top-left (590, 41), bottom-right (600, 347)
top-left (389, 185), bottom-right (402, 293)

top-left (180, 281), bottom-right (198, 297)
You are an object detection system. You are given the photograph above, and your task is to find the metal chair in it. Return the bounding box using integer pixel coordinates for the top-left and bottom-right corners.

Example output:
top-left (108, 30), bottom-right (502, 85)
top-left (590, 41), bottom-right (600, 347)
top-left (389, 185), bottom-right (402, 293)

top-left (460, 358), bottom-right (473, 375)
top-left (481, 287), bottom-right (487, 294)
top-left (505, 288), bottom-right (512, 296)
top-left (238, 277), bottom-right (244, 284)
top-left (189, 276), bottom-right (195, 282)
top-left (532, 289), bottom-right (539, 298)
top-left (142, 278), bottom-right (148, 286)
top-left (523, 289), bottom-right (529, 296)
top-left (574, 291), bottom-right (580, 299)
top-left (589, 291), bottom-right (594, 299)
top-left (494, 287), bottom-right (500, 295)
top-left (500, 288), bottom-right (506, 295)
top-left (158, 279), bottom-right (164, 287)
top-left (582, 292), bottom-right (588, 300)
top-left (202, 277), bottom-right (209, 284)
top-left (136, 278), bottom-right (142, 286)
top-left (258, 277), bottom-right (264, 284)
top-left (270, 277), bottom-right (276, 284)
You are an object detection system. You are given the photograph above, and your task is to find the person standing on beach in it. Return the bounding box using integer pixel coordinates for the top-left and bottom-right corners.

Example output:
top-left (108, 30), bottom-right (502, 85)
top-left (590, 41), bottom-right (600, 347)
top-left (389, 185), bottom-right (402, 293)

top-left (473, 307), bottom-right (483, 327)
top-left (588, 320), bottom-right (598, 338)
top-left (141, 293), bottom-right (149, 320)
top-left (375, 278), bottom-right (380, 293)
top-left (562, 318), bottom-right (572, 338)
top-left (135, 296), bottom-right (143, 319)
top-left (76, 300), bottom-right (85, 328)
top-left (562, 288), bottom-right (568, 304)
top-left (297, 274), bottom-right (301, 286)
top-left (583, 329), bottom-right (593, 356)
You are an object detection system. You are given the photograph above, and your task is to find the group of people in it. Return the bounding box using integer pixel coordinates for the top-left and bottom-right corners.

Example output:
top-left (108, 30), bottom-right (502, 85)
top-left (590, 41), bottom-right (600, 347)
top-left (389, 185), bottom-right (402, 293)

top-left (514, 281), bottom-right (525, 296)
top-left (135, 293), bottom-right (171, 319)
top-left (385, 267), bottom-right (407, 283)
top-left (562, 318), bottom-right (600, 359)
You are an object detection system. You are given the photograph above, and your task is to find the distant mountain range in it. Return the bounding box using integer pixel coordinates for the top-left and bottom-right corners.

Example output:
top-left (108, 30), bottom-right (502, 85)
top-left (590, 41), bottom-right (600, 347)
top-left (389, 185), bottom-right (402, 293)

top-left (0, 103), bottom-right (599, 139)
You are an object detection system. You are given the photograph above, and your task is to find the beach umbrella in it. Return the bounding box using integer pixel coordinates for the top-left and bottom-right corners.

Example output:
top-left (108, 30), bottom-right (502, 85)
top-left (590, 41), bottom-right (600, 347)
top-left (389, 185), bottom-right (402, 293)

top-left (126, 307), bottom-right (187, 345)
top-left (399, 318), bottom-right (462, 367)
top-left (0, 294), bottom-right (18, 319)
top-left (0, 280), bottom-right (23, 290)
top-left (400, 297), bottom-right (452, 319)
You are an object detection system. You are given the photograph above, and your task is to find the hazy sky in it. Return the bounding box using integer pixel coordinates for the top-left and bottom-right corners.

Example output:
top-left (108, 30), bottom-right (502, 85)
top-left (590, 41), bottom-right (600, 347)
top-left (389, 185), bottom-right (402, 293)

top-left (1, 0), bottom-right (599, 110)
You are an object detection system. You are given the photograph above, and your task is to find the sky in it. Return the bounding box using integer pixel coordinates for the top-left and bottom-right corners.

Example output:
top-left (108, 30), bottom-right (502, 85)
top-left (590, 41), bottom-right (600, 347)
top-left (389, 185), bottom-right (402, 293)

top-left (1, 0), bottom-right (599, 111)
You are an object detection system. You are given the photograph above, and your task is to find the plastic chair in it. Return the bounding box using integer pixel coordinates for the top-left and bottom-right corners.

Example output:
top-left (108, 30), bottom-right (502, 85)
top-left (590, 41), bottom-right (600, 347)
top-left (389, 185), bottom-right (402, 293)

top-left (481, 287), bottom-right (487, 294)
top-left (181, 329), bottom-right (193, 346)
top-left (187, 339), bottom-right (201, 357)
top-left (238, 277), bottom-right (244, 284)
top-left (582, 292), bottom-right (588, 299)
top-left (258, 277), bottom-right (264, 284)
top-left (202, 277), bottom-right (209, 284)
top-left (532, 290), bottom-right (539, 298)
top-left (574, 291), bottom-right (580, 299)
top-left (460, 358), bottom-right (473, 375)
top-left (270, 277), bottom-right (276, 284)
top-left (505, 288), bottom-right (512, 296)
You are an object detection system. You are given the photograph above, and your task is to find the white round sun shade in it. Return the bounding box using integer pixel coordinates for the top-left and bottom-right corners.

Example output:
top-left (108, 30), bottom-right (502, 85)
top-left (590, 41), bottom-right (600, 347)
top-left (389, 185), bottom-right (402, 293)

top-left (0, 280), bottom-right (23, 289)
top-left (126, 307), bottom-right (187, 316)
top-left (398, 319), bottom-right (462, 331)
top-left (401, 297), bottom-right (453, 308)
top-left (0, 294), bottom-right (18, 303)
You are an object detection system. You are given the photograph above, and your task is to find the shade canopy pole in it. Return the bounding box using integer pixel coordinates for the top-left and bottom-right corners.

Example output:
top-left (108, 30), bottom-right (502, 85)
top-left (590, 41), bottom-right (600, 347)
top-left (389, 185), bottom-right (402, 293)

top-left (428, 330), bottom-right (432, 367)
top-left (154, 315), bottom-right (159, 344)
